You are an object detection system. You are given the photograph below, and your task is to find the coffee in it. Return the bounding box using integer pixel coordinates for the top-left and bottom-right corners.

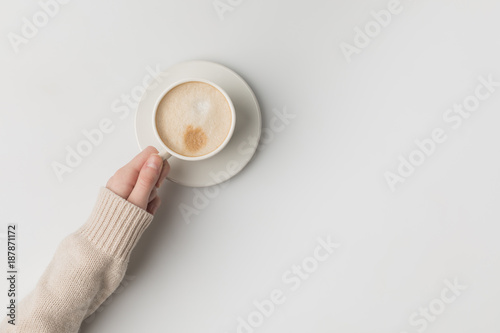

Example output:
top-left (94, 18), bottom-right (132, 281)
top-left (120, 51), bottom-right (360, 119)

top-left (155, 81), bottom-right (233, 157)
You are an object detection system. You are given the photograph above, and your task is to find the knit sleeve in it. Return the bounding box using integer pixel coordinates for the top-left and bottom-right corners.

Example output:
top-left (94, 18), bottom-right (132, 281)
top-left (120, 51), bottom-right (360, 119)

top-left (0, 187), bottom-right (153, 333)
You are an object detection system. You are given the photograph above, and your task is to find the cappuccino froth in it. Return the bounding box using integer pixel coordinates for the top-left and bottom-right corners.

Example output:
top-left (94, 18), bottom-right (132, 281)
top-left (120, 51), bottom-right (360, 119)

top-left (155, 81), bottom-right (233, 157)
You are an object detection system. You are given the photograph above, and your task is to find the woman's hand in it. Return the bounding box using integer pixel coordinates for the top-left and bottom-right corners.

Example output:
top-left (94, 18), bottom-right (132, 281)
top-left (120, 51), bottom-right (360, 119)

top-left (106, 146), bottom-right (170, 214)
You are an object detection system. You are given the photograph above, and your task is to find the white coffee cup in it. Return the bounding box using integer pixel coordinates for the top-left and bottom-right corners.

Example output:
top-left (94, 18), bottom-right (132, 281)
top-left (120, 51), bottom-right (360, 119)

top-left (152, 78), bottom-right (236, 161)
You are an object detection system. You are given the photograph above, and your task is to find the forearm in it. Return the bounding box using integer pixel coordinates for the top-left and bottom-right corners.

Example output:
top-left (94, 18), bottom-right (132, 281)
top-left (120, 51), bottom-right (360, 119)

top-left (0, 188), bottom-right (153, 333)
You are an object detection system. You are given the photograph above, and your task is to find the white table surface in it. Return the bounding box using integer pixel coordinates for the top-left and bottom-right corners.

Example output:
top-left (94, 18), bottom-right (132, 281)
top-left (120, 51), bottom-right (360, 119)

top-left (1, 0), bottom-right (500, 332)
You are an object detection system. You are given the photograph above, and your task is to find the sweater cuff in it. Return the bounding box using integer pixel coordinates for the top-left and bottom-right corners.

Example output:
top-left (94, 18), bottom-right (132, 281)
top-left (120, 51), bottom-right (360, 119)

top-left (78, 187), bottom-right (154, 261)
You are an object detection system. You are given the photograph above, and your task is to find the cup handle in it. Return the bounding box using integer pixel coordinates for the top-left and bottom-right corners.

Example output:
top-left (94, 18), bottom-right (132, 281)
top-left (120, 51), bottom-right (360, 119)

top-left (159, 151), bottom-right (171, 160)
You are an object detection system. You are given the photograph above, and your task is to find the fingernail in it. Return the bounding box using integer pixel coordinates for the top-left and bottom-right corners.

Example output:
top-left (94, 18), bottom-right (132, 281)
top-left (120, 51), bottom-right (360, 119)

top-left (146, 154), bottom-right (161, 171)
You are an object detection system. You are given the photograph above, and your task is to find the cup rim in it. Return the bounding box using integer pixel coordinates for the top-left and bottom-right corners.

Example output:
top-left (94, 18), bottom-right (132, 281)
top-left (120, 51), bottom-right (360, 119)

top-left (152, 78), bottom-right (236, 161)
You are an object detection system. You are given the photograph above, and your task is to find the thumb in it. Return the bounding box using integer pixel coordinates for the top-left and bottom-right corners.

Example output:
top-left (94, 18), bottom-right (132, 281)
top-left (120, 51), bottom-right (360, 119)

top-left (127, 154), bottom-right (163, 210)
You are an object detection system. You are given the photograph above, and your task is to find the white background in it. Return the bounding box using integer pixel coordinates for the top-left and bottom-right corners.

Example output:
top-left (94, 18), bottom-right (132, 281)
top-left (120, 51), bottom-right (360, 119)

top-left (1, 0), bottom-right (500, 332)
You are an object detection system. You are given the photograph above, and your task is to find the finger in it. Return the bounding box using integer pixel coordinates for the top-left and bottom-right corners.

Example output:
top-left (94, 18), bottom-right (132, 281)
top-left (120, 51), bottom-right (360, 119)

top-left (124, 146), bottom-right (159, 174)
top-left (106, 146), bottom-right (159, 198)
top-left (148, 187), bottom-right (157, 203)
top-left (147, 196), bottom-right (162, 215)
top-left (155, 159), bottom-right (171, 188)
top-left (127, 154), bottom-right (163, 209)
top-left (106, 170), bottom-right (136, 199)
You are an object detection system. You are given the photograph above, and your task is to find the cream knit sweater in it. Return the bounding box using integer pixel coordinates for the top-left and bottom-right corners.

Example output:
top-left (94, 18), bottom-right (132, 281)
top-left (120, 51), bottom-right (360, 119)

top-left (0, 187), bottom-right (154, 332)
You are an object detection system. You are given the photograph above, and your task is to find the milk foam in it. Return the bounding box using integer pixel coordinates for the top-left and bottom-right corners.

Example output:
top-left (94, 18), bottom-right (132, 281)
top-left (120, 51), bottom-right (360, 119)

top-left (155, 81), bottom-right (232, 157)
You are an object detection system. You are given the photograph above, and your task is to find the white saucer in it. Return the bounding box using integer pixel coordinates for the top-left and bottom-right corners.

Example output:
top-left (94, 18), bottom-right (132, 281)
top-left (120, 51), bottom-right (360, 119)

top-left (135, 61), bottom-right (262, 187)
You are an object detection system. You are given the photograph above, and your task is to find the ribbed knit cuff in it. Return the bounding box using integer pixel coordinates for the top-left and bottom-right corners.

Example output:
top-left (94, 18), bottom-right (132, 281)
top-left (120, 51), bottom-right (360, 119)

top-left (78, 187), bottom-right (154, 261)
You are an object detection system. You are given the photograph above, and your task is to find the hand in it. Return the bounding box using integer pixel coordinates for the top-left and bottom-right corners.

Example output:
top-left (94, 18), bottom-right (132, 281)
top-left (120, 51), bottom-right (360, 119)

top-left (106, 146), bottom-right (170, 214)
